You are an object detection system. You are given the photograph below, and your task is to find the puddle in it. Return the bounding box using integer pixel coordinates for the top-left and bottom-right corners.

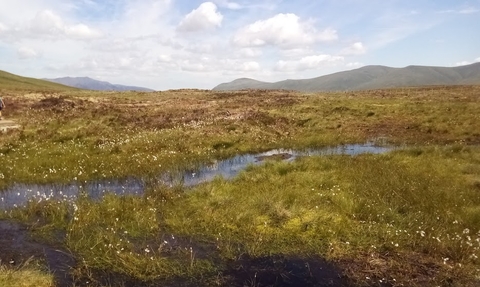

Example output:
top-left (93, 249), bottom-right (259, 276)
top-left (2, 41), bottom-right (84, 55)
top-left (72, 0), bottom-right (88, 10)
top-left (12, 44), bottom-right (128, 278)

top-left (0, 219), bottom-right (75, 287)
top-left (0, 143), bottom-right (391, 210)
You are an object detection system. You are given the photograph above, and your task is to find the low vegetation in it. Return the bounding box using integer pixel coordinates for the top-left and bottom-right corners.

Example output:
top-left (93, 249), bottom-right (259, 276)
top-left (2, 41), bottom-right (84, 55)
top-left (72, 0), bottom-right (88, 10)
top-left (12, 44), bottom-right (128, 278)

top-left (1, 83), bottom-right (480, 286)
top-left (0, 258), bottom-right (54, 287)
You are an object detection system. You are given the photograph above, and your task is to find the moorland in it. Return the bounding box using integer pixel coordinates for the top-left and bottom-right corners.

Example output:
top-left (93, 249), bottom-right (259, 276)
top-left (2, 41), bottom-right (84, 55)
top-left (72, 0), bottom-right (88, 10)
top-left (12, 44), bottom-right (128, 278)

top-left (0, 73), bottom-right (479, 286)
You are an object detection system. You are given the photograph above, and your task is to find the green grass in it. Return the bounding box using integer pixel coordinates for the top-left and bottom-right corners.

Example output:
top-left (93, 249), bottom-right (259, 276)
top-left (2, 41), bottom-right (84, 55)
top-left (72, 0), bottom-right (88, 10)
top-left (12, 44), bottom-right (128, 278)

top-left (1, 85), bottom-right (480, 286)
top-left (160, 146), bottom-right (480, 284)
top-left (0, 70), bottom-right (78, 92)
top-left (4, 146), bottom-right (479, 286)
top-left (0, 258), bottom-right (54, 287)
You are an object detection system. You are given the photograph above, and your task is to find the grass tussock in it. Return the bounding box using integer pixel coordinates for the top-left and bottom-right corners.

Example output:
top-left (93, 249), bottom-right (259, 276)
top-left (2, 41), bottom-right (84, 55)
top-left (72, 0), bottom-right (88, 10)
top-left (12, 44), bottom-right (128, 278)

top-left (0, 258), bottom-right (54, 287)
top-left (162, 146), bottom-right (480, 285)
top-left (65, 194), bottom-right (216, 282)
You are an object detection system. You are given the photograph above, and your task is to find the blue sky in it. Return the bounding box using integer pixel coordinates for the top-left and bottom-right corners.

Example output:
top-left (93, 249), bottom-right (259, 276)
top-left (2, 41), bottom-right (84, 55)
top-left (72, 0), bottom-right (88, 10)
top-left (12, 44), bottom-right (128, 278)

top-left (0, 0), bottom-right (479, 90)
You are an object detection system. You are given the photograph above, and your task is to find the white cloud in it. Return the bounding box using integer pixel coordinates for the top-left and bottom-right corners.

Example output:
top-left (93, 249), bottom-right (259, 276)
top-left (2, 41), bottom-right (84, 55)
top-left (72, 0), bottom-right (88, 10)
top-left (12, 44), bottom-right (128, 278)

top-left (238, 48), bottom-right (262, 58)
top-left (275, 54), bottom-right (344, 72)
top-left (91, 38), bottom-right (138, 52)
top-left (220, 59), bottom-right (260, 72)
top-left (213, 0), bottom-right (242, 10)
top-left (455, 57), bottom-right (480, 66)
top-left (439, 7), bottom-right (479, 14)
top-left (0, 22), bottom-right (9, 33)
top-left (233, 13), bottom-right (338, 49)
top-left (279, 48), bottom-right (315, 58)
top-left (240, 61), bottom-right (260, 71)
top-left (184, 42), bottom-right (215, 54)
top-left (180, 60), bottom-right (209, 72)
top-left (459, 8), bottom-right (479, 14)
top-left (30, 10), bottom-right (64, 35)
top-left (455, 61), bottom-right (471, 66)
top-left (157, 54), bottom-right (172, 63)
top-left (340, 42), bottom-right (366, 56)
top-left (17, 46), bottom-right (38, 59)
top-left (177, 2), bottom-right (223, 32)
top-left (77, 58), bottom-right (98, 70)
top-left (65, 24), bottom-right (102, 39)
top-left (121, 0), bottom-right (173, 37)
top-left (346, 62), bottom-right (363, 68)
top-left (27, 10), bottom-right (102, 40)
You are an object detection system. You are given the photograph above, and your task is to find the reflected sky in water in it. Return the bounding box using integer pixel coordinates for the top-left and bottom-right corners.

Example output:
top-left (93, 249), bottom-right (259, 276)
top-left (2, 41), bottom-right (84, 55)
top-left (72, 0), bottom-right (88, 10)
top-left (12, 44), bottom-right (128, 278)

top-left (0, 143), bottom-right (391, 210)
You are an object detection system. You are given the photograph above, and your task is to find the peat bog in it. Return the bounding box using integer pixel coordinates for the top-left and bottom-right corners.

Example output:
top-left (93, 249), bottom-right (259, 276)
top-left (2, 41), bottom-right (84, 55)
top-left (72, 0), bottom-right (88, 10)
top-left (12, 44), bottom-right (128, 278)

top-left (1, 86), bottom-right (480, 286)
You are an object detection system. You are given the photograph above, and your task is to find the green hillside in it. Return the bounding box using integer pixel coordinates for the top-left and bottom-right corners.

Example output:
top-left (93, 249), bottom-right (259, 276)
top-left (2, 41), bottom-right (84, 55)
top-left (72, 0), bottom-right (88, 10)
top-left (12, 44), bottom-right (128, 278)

top-left (214, 62), bottom-right (480, 92)
top-left (0, 70), bottom-right (78, 92)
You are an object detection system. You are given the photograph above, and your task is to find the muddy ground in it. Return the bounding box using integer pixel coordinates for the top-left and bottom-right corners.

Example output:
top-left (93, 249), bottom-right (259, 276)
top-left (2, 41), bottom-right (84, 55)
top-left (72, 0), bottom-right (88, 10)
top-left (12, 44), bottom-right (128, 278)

top-left (0, 219), bottom-right (353, 287)
top-left (0, 219), bottom-right (75, 286)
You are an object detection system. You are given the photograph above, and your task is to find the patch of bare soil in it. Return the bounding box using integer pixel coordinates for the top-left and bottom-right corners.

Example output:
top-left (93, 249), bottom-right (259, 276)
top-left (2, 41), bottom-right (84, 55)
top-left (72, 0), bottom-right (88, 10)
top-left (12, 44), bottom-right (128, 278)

top-left (0, 119), bottom-right (20, 132)
top-left (224, 254), bottom-right (351, 287)
top-left (337, 251), bottom-right (480, 287)
top-left (0, 219), bottom-right (75, 287)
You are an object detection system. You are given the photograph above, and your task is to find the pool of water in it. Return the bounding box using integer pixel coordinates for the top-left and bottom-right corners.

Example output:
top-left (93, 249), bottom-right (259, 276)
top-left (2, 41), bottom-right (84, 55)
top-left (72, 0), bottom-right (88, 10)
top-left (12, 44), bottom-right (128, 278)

top-left (0, 143), bottom-right (391, 210)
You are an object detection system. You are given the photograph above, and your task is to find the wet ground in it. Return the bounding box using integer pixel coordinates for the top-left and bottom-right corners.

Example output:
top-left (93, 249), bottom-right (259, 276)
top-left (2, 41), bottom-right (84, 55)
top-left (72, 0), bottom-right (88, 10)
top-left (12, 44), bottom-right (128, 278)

top-left (0, 219), bottom-right (75, 287)
top-left (0, 218), bottom-right (353, 287)
top-left (0, 143), bottom-right (390, 286)
top-left (0, 143), bottom-right (392, 210)
top-left (224, 255), bottom-right (351, 287)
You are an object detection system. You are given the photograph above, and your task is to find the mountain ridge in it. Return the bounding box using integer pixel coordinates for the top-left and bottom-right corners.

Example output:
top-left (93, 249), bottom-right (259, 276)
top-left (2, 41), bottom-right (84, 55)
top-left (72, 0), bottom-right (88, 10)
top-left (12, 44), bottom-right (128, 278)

top-left (213, 62), bottom-right (480, 92)
top-left (45, 77), bottom-right (155, 92)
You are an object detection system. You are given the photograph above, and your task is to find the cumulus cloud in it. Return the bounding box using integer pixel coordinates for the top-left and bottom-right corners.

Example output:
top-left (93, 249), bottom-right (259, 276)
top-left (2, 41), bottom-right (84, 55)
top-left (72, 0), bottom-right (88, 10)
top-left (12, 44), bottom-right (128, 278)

top-left (179, 55), bottom-right (261, 73)
top-left (30, 10), bottom-right (63, 34)
top-left (180, 60), bottom-right (209, 72)
top-left (0, 22), bottom-right (9, 33)
top-left (177, 2), bottom-right (223, 32)
top-left (240, 61), bottom-right (260, 71)
top-left (275, 54), bottom-right (344, 72)
top-left (17, 47), bottom-right (38, 59)
top-left (65, 23), bottom-right (102, 39)
top-left (28, 10), bottom-right (102, 39)
top-left (346, 62), bottom-right (363, 68)
top-left (455, 61), bottom-right (471, 66)
top-left (91, 38), bottom-right (138, 52)
top-left (233, 13), bottom-right (338, 49)
top-left (213, 0), bottom-right (242, 10)
top-left (455, 57), bottom-right (480, 66)
top-left (239, 48), bottom-right (262, 58)
top-left (340, 42), bottom-right (366, 55)
top-left (279, 48), bottom-right (315, 58)
top-left (121, 0), bottom-right (173, 36)
top-left (157, 54), bottom-right (172, 63)
top-left (220, 59), bottom-right (260, 72)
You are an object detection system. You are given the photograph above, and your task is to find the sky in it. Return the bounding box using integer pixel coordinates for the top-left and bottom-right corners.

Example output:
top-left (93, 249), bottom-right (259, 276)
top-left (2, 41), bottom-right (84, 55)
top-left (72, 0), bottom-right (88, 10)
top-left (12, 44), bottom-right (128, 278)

top-left (0, 0), bottom-right (479, 90)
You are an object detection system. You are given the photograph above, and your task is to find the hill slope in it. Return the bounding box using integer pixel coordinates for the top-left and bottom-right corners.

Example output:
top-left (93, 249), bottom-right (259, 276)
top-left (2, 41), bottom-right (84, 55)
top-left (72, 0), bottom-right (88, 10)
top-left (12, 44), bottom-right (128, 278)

top-left (45, 77), bottom-right (154, 92)
top-left (213, 62), bottom-right (480, 92)
top-left (0, 70), bottom-right (77, 91)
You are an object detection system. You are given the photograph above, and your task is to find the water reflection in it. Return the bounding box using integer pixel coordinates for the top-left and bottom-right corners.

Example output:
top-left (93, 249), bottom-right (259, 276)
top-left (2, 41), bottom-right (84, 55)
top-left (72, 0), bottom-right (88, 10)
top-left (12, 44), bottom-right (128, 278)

top-left (0, 143), bottom-right (391, 209)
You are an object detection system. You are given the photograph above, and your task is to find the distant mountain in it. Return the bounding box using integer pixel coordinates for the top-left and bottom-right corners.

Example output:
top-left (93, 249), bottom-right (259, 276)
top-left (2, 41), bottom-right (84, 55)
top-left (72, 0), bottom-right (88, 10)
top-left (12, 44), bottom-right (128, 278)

top-left (0, 70), bottom-right (77, 91)
top-left (45, 77), bottom-right (154, 92)
top-left (213, 62), bottom-right (480, 92)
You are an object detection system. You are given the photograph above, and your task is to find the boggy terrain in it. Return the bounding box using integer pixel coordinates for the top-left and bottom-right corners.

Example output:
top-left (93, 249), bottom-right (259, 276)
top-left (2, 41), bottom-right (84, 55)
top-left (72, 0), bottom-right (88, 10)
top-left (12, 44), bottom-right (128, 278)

top-left (0, 86), bottom-right (480, 286)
